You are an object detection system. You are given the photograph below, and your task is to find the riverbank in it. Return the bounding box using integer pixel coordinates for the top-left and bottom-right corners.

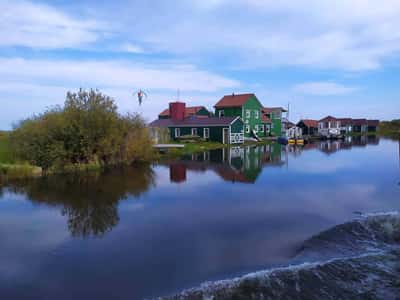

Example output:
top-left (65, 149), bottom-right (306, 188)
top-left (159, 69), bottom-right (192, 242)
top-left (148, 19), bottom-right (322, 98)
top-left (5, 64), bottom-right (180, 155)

top-left (1, 132), bottom-right (272, 181)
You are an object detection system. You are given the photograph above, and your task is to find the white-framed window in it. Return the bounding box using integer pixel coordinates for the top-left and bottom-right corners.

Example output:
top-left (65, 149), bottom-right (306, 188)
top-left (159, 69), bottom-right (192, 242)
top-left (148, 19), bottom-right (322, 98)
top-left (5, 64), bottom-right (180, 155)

top-left (219, 110), bottom-right (224, 117)
top-left (254, 110), bottom-right (259, 119)
top-left (260, 124), bottom-right (264, 132)
top-left (271, 123), bottom-right (274, 129)
top-left (245, 110), bottom-right (250, 118)
top-left (191, 128), bottom-right (198, 136)
top-left (245, 125), bottom-right (250, 133)
top-left (203, 128), bottom-right (210, 139)
top-left (175, 128), bottom-right (180, 137)
top-left (255, 124), bottom-right (258, 132)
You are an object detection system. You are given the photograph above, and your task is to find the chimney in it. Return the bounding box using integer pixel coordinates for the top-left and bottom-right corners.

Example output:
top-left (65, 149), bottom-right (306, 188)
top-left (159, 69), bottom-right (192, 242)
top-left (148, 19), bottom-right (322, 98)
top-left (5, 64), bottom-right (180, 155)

top-left (169, 102), bottom-right (186, 121)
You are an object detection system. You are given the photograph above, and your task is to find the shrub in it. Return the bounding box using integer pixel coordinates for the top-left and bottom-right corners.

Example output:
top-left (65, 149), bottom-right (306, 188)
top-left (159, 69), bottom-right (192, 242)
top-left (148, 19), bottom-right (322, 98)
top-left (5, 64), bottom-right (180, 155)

top-left (10, 89), bottom-right (154, 170)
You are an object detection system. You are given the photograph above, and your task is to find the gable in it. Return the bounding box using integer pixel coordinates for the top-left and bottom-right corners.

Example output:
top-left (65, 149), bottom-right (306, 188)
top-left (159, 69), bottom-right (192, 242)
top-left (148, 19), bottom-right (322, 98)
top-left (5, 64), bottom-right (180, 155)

top-left (214, 93), bottom-right (259, 108)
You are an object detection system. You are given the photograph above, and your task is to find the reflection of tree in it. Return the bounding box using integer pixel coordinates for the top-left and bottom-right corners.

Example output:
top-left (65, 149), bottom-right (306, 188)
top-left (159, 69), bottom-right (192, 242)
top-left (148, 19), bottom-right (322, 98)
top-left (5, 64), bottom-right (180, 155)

top-left (3, 164), bottom-right (155, 237)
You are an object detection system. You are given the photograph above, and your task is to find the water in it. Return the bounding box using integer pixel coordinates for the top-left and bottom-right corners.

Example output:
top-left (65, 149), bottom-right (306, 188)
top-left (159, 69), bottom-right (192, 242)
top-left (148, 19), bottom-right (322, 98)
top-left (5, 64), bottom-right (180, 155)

top-left (0, 137), bottom-right (399, 299)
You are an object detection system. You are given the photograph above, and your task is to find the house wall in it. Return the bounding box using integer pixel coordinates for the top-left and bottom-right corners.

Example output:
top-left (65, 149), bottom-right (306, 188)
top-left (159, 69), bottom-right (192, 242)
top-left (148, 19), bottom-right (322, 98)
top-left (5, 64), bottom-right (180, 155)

top-left (259, 123), bottom-right (271, 137)
top-left (215, 107), bottom-right (242, 118)
top-left (167, 125), bottom-right (236, 144)
top-left (271, 116), bottom-right (282, 137)
top-left (214, 95), bottom-right (263, 138)
top-left (242, 96), bottom-right (263, 137)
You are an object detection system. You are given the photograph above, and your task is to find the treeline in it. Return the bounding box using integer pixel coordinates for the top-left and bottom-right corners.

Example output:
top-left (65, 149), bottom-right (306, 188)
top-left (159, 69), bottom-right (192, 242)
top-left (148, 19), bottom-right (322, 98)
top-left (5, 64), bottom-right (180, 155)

top-left (10, 89), bottom-right (153, 171)
top-left (379, 119), bottom-right (400, 138)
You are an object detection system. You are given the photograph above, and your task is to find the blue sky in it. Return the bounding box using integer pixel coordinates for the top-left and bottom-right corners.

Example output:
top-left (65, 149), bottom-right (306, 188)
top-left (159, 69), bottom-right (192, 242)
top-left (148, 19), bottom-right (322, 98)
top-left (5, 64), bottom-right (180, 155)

top-left (0, 0), bottom-right (399, 129)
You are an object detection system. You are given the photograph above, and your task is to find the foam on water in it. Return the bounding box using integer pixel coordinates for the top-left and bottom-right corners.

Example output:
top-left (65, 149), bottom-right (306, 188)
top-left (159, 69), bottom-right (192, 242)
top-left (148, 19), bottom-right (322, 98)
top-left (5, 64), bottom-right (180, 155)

top-left (160, 213), bottom-right (400, 300)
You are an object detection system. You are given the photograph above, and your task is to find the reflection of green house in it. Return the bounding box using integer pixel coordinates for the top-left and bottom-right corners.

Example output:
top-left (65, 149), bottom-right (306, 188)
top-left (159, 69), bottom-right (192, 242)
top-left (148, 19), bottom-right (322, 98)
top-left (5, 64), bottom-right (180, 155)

top-left (242, 146), bottom-right (263, 181)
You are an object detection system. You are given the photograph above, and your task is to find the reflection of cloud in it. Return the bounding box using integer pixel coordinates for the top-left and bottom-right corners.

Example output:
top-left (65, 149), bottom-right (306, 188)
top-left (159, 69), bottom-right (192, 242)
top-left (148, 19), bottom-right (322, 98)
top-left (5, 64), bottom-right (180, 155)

top-left (288, 152), bottom-right (358, 174)
top-left (0, 203), bottom-right (69, 279)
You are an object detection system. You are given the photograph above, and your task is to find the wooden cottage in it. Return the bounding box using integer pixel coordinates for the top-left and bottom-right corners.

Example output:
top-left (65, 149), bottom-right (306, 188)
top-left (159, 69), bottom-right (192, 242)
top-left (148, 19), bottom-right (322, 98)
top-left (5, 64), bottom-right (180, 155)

top-left (297, 119), bottom-right (318, 136)
top-left (150, 102), bottom-right (244, 144)
top-left (214, 93), bottom-right (265, 138)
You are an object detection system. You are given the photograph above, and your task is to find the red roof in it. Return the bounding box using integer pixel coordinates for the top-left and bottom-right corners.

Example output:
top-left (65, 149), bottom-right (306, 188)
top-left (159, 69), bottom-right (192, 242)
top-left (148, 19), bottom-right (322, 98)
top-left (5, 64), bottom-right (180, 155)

top-left (300, 119), bottom-right (318, 128)
top-left (159, 106), bottom-right (206, 118)
top-left (319, 116), bottom-right (338, 122)
top-left (214, 93), bottom-right (255, 108)
top-left (352, 118), bottom-right (367, 125)
top-left (262, 107), bottom-right (288, 113)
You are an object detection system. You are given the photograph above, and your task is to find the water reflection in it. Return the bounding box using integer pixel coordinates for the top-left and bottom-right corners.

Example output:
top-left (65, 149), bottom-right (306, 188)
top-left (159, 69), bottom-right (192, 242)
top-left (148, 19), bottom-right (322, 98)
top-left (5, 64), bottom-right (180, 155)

top-left (1, 165), bottom-right (155, 237)
top-left (0, 137), bottom-right (399, 300)
top-left (166, 143), bottom-right (284, 184)
top-left (166, 136), bottom-right (381, 184)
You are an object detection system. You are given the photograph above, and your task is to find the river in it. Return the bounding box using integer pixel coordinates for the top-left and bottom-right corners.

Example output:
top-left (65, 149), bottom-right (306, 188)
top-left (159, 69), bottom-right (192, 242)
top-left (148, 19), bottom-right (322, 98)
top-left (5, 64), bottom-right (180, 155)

top-left (0, 136), bottom-right (399, 299)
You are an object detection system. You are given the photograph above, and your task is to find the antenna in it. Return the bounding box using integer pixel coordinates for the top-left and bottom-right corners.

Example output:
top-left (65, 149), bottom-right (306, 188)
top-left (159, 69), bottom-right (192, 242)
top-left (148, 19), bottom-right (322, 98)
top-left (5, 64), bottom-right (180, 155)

top-left (287, 102), bottom-right (290, 121)
top-left (177, 89), bottom-right (180, 101)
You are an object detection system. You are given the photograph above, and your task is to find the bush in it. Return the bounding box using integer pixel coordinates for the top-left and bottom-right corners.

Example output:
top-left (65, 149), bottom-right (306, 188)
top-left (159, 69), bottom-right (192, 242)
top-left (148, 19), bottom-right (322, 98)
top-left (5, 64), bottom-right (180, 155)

top-left (10, 89), bottom-right (154, 171)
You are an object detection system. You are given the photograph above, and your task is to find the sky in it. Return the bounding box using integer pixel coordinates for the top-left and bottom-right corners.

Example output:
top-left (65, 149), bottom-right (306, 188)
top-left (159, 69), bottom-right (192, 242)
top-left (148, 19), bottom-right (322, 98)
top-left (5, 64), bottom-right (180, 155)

top-left (0, 0), bottom-right (399, 129)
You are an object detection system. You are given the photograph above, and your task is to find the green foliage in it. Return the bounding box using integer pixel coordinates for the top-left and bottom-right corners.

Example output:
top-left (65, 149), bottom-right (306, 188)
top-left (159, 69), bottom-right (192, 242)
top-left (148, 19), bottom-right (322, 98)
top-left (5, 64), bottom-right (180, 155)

top-left (379, 119), bottom-right (400, 138)
top-left (0, 131), bottom-right (14, 163)
top-left (10, 89), bottom-right (154, 171)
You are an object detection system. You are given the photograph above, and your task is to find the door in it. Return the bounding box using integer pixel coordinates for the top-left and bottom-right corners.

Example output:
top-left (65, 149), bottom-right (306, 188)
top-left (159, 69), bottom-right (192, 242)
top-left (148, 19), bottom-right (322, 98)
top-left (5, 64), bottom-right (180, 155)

top-left (223, 128), bottom-right (229, 144)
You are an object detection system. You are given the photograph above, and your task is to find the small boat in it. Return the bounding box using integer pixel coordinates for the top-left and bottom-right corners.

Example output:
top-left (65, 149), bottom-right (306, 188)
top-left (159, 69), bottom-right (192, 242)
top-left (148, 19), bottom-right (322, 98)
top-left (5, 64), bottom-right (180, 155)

top-left (288, 139), bottom-right (296, 144)
top-left (277, 137), bottom-right (288, 145)
top-left (296, 139), bottom-right (304, 145)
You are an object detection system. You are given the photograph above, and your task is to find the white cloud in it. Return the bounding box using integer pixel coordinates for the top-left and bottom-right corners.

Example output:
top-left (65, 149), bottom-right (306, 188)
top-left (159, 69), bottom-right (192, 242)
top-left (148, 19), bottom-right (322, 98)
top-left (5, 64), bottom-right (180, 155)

top-left (119, 0), bottom-right (400, 71)
top-left (0, 0), bottom-right (105, 49)
top-left (0, 57), bottom-right (238, 128)
top-left (0, 57), bottom-right (239, 92)
top-left (2, 1), bottom-right (400, 71)
top-left (118, 43), bottom-right (145, 54)
top-left (293, 82), bottom-right (358, 96)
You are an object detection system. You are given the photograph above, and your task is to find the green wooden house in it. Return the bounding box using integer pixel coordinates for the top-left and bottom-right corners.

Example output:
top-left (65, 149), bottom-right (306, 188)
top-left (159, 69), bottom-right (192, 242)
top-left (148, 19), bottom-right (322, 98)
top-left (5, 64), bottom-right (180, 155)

top-left (149, 116), bottom-right (244, 144)
top-left (261, 107), bottom-right (287, 137)
top-left (214, 93), bottom-right (271, 138)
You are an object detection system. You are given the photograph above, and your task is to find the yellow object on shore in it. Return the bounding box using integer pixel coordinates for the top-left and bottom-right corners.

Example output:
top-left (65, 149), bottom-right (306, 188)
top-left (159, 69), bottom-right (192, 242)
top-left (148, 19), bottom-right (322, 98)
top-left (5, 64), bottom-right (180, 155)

top-left (296, 139), bottom-right (304, 145)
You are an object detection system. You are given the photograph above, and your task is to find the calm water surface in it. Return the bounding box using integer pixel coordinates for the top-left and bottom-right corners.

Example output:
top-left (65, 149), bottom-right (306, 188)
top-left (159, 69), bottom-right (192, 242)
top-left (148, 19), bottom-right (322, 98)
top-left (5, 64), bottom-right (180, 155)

top-left (0, 137), bottom-right (399, 299)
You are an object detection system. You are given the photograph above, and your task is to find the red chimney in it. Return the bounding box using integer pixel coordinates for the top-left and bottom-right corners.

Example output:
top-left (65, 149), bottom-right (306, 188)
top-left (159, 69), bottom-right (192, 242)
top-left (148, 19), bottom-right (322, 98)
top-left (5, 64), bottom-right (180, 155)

top-left (169, 102), bottom-right (186, 121)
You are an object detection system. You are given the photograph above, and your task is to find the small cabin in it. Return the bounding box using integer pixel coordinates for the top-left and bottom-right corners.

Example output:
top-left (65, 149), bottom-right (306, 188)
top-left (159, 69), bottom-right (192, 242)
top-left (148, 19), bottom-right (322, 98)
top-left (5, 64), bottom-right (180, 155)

top-left (150, 102), bottom-right (244, 144)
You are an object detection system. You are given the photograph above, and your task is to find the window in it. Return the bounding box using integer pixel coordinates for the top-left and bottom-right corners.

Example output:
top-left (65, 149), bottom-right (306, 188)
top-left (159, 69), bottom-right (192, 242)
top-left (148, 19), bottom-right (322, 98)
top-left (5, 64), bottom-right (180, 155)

top-left (245, 110), bottom-right (250, 118)
top-left (254, 110), bottom-right (259, 119)
top-left (245, 125), bottom-right (250, 133)
top-left (203, 128), bottom-right (210, 139)
top-left (219, 110), bottom-right (224, 117)
top-left (175, 128), bottom-right (180, 137)
top-left (191, 128), bottom-right (198, 136)
top-left (260, 124), bottom-right (264, 132)
top-left (271, 123), bottom-right (274, 129)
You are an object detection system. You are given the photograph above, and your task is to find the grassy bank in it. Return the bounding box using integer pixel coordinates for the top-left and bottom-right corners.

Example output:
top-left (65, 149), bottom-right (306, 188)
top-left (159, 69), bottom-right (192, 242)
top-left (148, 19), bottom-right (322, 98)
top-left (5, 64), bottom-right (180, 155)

top-left (378, 120), bottom-right (400, 139)
top-left (0, 131), bottom-right (43, 181)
